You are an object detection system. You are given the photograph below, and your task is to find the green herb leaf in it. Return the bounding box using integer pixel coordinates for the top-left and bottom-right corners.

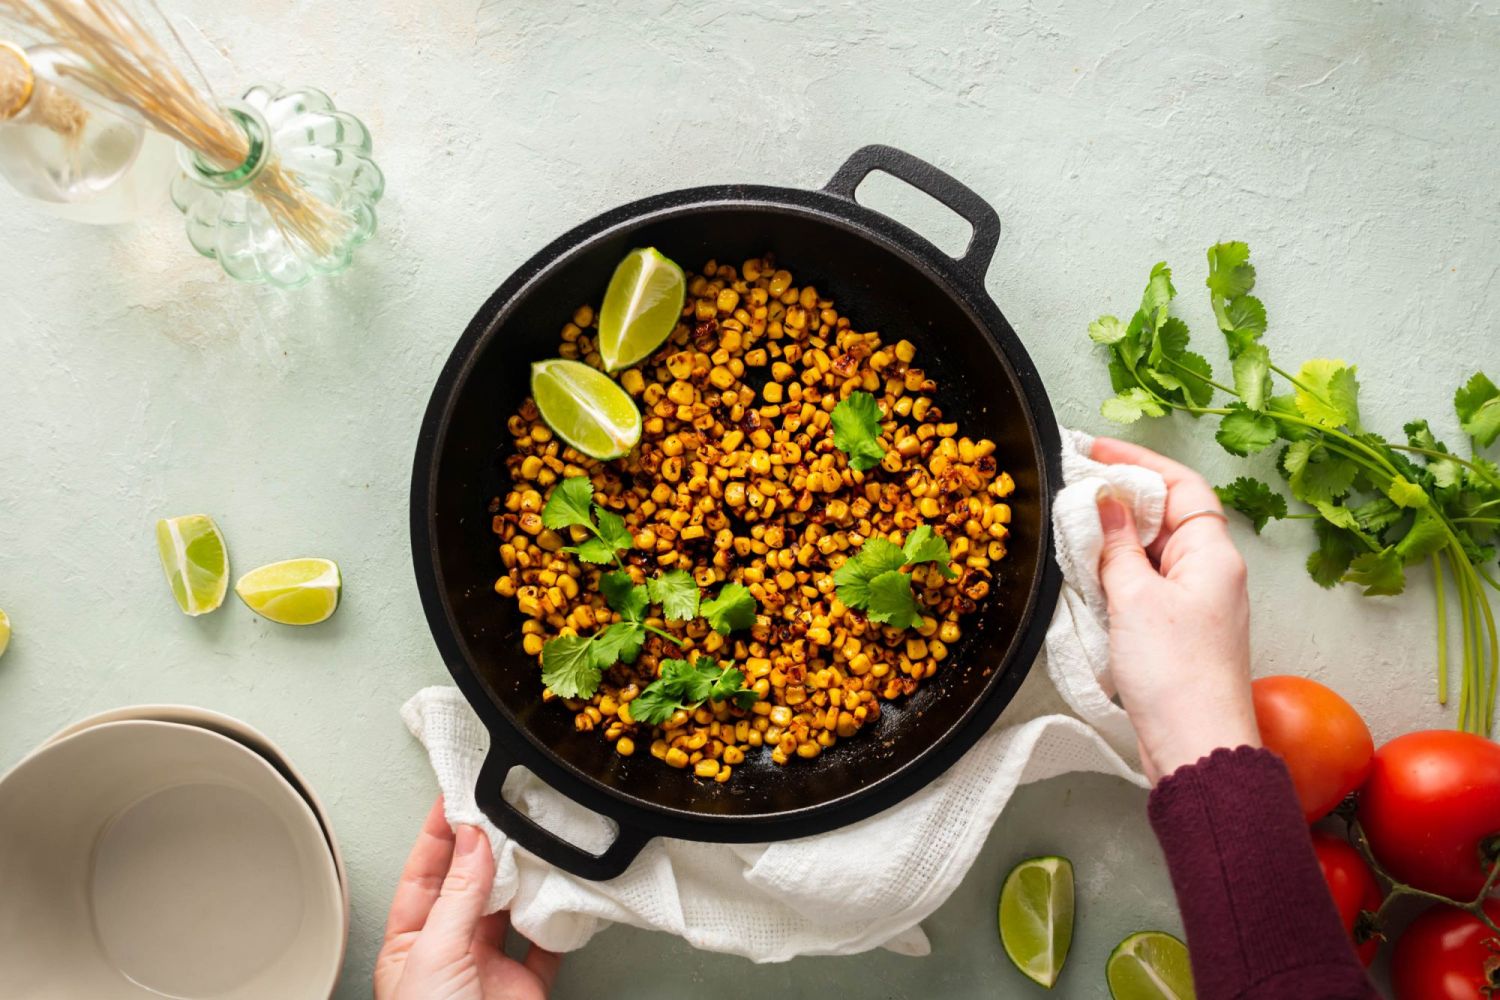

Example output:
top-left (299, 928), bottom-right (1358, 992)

top-left (1351, 496), bottom-right (1402, 534)
top-left (1306, 520), bottom-right (1359, 589)
top-left (648, 570), bottom-right (700, 621)
top-left (541, 476), bottom-right (597, 530)
top-left (1205, 241), bottom-right (1255, 300)
top-left (831, 391), bottom-right (886, 471)
top-left (901, 525), bottom-right (956, 578)
top-left (1283, 440), bottom-right (1358, 504)
top-left (1215, 477), bottom-right (1288, 534)
top-left (1141, 262), bottom-right (1176, 325)
top-left (1385, 475), bottom-right (1429, 510)
top-left (865, 569), bottom-right (924, 629)
top-left (1206, 242), bottom-right (1266, 357)
top-left (1101, 388), bottom-right (1166, 424)
top-left (590, 620), bottom-right (643, 668)
top-left (1172, 351), bottom-right (1216, 407)
top-left (1455, 371), bottom-right (1500, 447)
top-left (541, 634), bottom-right (602, 698)
top-left (833, 536), bottom-right (910, 608)
top-left (1267, 394), bottom-right (1314, 442)
top-left (1312, 501), bottom-right (1361, 531)
top-left (701, 582), bottom-right (757, 634)
top-left (629, 683), bottom-right (685, 725)
top-left (1395, 507), bottom-right (1449, 564)
top-left (1088, 315), bottom-right (1128, 345)
top-left (566, 537), bottom-right (622, 564)
top-left (1148, 317), bottom-right (1191, 366)
top-left (704, 665), bottom-right (756, 708)
top-left (600, 571), bottom-right (649, 620)
top-left (594, 507), bottom-right (635, 552)
top-left (1216, 404), bottom-right (1278, 457)
top-left (1294, 359), bottom-right (1356, 428)
top-left (1232, 343), bottom-right (1273, 411)
top-left (631, 656), bottom-right (758, 724)
top-left (1343, 547), bottom-right (1406, 596)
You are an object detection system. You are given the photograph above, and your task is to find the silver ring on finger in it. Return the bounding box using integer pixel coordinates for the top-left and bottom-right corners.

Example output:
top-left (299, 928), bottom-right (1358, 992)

top-left (1174, 508), bottom-right (1229, 530)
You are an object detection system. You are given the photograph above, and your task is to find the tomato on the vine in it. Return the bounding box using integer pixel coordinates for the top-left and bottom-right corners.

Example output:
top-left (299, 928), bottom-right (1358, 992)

top-left (1358, 730), bottom-right (1500, 899)
top-left (1392, 900), bottom-right (1500, 1000)
top-left (1251, 676), bottom-right (1373, 821)
top-left (1311, 832), bottom-right (1382, 966)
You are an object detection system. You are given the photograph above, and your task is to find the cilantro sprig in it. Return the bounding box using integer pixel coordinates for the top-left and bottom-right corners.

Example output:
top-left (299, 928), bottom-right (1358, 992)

top-left (833, 525), bottom-right (956, 630)
top-left (542, 477), bottom-right (634, 569)
top-left (540, 568), bottom-right (693, 700)
top-left (629, 656), bottom-right (759, 726)
top-left (832, 391), bottom-right (886, 471)
top-left (1089, 241), bottom-right (1500, 735)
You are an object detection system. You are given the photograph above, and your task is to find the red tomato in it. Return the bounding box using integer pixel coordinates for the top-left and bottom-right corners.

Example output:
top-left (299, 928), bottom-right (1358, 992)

top-left (1251, 676), bottom-right (1374, 821)
top-left (1311, 832), bottom-right (1383, 965)
top-left (1392, 900), bottom-right (1500, 1000)
top-left (1358, 730), bottom-right (1500, 899)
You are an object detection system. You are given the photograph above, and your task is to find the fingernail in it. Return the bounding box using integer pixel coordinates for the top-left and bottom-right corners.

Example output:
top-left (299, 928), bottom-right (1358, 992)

top-left (1097, 495), bottom-right (1126, 532)
top-left (455, 825), bottom-right (485, 858)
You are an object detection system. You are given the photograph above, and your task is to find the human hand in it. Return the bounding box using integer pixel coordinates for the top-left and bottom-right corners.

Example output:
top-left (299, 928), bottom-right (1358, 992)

top-left (374, 798), bottom-right (560, 1000)
top-left (1091, 437), bottom-right (1262, 785)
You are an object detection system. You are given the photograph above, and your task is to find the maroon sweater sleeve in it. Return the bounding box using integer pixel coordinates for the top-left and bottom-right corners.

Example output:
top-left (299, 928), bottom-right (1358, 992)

top-left (1147, 747), bottom-right (1380, 1000)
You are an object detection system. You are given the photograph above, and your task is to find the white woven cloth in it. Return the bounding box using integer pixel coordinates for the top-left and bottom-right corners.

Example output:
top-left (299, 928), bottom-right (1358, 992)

top-left (401, 429), bottom-right (1167, 961)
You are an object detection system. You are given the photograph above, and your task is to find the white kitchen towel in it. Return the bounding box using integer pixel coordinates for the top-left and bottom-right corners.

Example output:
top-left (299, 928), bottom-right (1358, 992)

top-left (401, 428), bottom-right (1168, 962)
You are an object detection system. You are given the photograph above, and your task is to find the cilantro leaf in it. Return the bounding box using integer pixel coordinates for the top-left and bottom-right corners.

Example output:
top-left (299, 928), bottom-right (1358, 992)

top-left (594, 507), bottom-right (635, 552)
top-left (702, 582), bottom-right (757, 634)
top-left (648, 569), bottom-right (700, 621)
top-left (1283, 440), bottom-right (1358, 504)
top-left (1312, 501), bottom-right (1361, 531)
top-left (1141, 262), bottom-right (1176, 324)
top-left (629, 684), bottom-right (685, 725)
top-left (1205, 241), bottom-right (1255, 299)
top-left (1328, 366), bottom-right (1362, 432)
top-left (1351, 496), bottom-right (1402, 534)
top-left (901, 525), bottom-right (956, 578)
top-left (1148, 316), bottom-right (1191, 366)
top-left (1307, 519), bottom-right (1359, 588)
top-left (541, 634), bottom-right (601, 698)
top-left (1088, 315), bottom-right (1128, 345)
top-left (630, 656), bottom-right (758, 724)
top-left (1101, 388), bottom-right (1166, 424)
top-left (1215, 477), bottom-right (1288, 534)
top-left (1455, 371), bottom-right (1500, 447)
top-left (567, 537), bottom-right (622, 564)
top-left (831, 391), bottom-right (886, 471)
top-left (1172, 351), bottom-right (1216, 407)
top-left (541, 476), bottom-right (597, 530)
top-left (1343, 547), bottom-right (1406, 596)
top-left (833, 536), bottom-right (909, 607)
top-left (1206, 242), bottom-right (1265, 357)
top-left (1232, 343), bottom-right (1272, 411)
top-left (1294, 359), bottom-right (1356, 428)
top-left (865, 569), bottom-right (923, 629)
top-left (1216, 404), bottom-right (1278, 457)
top-left (1267, 394), bottom-right (1314, 442)
top-left (600, 571), bottom-right (649, 620)
top-left (1385, 475), bottom-right (1429, 510)
top-left (590, 620), bottom-right (643, 668)
top-left (1395, 507), bottom-right (1449, 564)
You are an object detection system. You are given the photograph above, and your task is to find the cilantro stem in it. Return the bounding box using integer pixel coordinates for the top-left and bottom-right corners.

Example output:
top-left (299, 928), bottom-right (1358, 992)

top-left (1269, 363), bottom-right (1322, 401)
top-left (642, 624), bottom-right (686, 647)
top-left (1452, 517), bottom-right (1500, 526)
top-left (1162, 355), bottom-right (1236, 396)
top-left (1387, 444), bottom-right (1500, 493)
top-left (1433, 554), bottom-right (1449, 705)
top-left (1456, 558), bottom-right (1475, 732)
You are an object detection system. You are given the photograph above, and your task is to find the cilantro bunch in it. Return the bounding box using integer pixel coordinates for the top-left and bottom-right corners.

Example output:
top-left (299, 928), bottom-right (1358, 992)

top-left (629, 656), bottom-right (758, 725)
top-left (536, 477), bottom-right (761, 700)
top-left (1090, 242), bottom-right (1500, 734)
top-left (833, 525), bottom-right (956, 630)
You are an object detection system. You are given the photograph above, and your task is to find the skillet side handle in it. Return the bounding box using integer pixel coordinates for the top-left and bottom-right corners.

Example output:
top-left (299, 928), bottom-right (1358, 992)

top-left (823, 144), bottom-right (1001, 283)
top-left (475, 746), bottom-right (652, 881)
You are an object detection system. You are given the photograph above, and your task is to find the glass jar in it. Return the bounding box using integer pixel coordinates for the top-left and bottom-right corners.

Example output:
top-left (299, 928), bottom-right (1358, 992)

top-left (0, 41), bottom-right (175, 225)
top-left (169, 84), bottom-right (384, 289)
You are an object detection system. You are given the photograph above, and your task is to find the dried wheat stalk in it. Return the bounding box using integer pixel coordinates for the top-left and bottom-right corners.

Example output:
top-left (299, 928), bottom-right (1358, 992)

top-left (0, 0), bottom-right (348, 257)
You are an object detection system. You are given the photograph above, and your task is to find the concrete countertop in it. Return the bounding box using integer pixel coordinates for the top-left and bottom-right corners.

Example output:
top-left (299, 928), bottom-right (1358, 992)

top-left (2, 1), bottom-right (1495, 996)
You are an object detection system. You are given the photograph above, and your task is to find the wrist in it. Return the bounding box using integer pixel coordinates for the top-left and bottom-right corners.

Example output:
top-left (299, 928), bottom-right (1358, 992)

top-left (1141, 713), bottom-right (1261, 785)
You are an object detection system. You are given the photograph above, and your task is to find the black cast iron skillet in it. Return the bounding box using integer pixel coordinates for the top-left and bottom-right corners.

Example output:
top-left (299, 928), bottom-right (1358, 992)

top-left (411, 145), bottom-right (1063, 880)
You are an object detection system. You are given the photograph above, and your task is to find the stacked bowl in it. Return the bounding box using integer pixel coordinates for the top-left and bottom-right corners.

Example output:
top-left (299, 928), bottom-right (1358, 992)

top-left (0, 706), bottom-right (348, 999)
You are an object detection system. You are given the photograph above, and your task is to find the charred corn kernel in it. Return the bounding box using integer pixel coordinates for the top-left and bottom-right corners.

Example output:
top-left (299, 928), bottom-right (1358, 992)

top-left (694, 759), bottom-right (720, 778)
top-left (769, 706), bottom-right (793, 726)
top-left (940, 620), bottom-right (961, 643)
top-left (522, 633), bottom-right (544, 655)
top-left (616, 737), bottom-right (635, 756)
top-left (894, 339), bottom-right (916, 363)
top-left (917, 615), bottom-right (938, 638)
top-left (650, 739), bottom-right (668, 760)
top-left (617, 701), bottom-right (635, 724)
top-left (769, 270), bottom-right (793, 296)
top-left (929, 639), bottom-right (948, 661)
top-left (995, 471), bottom-right (1015, 497)
top-left (721, 429), bottom-right (744, 452)
top-left (717, 288), bottom-right (740, 313)
top-left (905, 638), bottom-right (928, 659)
top-left (796, 741), bottom-right (821, 759)
top-left (715, 765), bottom-right (732, 783)
top-left (665, 747), bottom-right (689, 769)
top-left (620, 368), bottom-right (645, 395)
top-left (762, 382), bottom-right (783, 403)
top-left (520, 455), bottom-right (544, 479)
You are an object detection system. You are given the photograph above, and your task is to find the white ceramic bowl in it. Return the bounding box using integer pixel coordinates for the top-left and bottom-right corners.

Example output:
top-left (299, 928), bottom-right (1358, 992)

top-left (37, 704), bottom-right (350, 922)
top-left (0, 720), bottom-right (344, 999)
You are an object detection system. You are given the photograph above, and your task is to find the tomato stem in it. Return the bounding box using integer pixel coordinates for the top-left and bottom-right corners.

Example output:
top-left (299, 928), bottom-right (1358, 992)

top-left (1345, 816), bottom-right (1500, 938)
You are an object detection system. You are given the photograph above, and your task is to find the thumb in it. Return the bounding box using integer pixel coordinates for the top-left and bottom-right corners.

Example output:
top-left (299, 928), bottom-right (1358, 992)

top-left (405, 825), bottom-right (496, 967)
top-left (1096, 493), bottom-right (1156, 599)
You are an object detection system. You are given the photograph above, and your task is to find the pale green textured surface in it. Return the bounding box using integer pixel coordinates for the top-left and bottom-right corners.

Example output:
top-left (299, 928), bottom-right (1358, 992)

top-left (2, 0), bottom-right (1496, 996)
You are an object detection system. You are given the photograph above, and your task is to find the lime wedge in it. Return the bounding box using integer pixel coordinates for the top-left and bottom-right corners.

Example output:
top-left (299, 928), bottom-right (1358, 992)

top-left (1107, 931), bottom-right (1196, 1000)
top-left (235, 558), bottom-right (341, 625)
top-left (596, 247), bottom-right (686, 372)
top-left (156, 514), bottom-right (230, 616)
top-left (531, 359), bottom-right (642, 460)
top-left (0, 609), bottom-right (10, 658)
top-left (999, 856), bottom-right (1075, 989)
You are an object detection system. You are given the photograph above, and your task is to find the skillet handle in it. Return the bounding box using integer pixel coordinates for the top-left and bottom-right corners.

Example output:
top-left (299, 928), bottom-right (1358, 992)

top-left (823, 144), bottom-right (1001, 282)
top-left (475, 745), bottom-right (652, 881)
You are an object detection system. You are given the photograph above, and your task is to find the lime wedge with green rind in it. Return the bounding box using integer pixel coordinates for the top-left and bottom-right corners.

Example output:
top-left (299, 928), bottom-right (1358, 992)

top-left (597, 247), bottom-right (686, 372)
top-left (999, 855), bottom-right (1075, 989)
top-left (156, 514), bottom-right (230, 616)
top-left (235, 558), bottom-right (342, 625)
top-left (531, 358), bottom-right (642, 460)
top-left (1107, 931), bottom-right (1197, 1000)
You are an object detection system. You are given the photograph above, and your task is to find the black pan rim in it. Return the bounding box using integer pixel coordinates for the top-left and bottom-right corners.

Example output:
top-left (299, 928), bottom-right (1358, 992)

top-left (411, 178), bottom-right (1064, 844)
